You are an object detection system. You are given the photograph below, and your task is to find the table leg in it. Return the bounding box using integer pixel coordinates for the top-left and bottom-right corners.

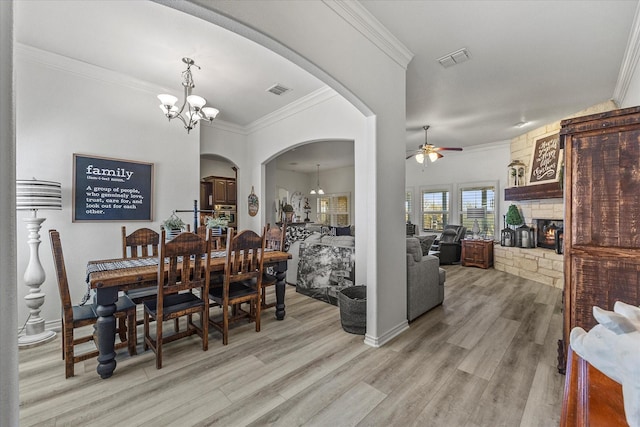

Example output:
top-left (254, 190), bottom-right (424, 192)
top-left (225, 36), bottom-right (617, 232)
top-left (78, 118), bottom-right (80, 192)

top-left (94, 287), bottom-right (118, 379)
top-left (274, 261), bottom-right (287, 320)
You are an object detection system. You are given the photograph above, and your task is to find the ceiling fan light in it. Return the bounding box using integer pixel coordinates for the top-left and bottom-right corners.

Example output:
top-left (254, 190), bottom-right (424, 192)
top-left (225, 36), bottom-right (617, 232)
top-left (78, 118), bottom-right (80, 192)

top-left (428, 151), bottom-right (439, 162)
top-left (415, 153), bottom-right (425, 163)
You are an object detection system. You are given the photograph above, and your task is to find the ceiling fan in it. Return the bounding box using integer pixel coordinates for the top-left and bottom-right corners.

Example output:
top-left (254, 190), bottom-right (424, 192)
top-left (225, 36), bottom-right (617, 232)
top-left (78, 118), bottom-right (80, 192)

top-left (406, 125), bottom-right (463, 163)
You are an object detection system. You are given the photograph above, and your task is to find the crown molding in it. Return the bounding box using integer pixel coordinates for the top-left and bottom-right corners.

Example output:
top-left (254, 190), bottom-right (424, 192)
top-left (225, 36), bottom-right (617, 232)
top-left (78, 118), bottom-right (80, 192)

top-left (201, 118), bottom-right (247, 135)
top-left (613, 1), bottom-right (640, 104)
top-left (16, 43), bottom-right (162, 96)
top-left (244, 86), bottom-right (337, 134)
top-left (322, 0), bottom-right (414, 69)
top-left (463, 140), bottom-right (511, 153)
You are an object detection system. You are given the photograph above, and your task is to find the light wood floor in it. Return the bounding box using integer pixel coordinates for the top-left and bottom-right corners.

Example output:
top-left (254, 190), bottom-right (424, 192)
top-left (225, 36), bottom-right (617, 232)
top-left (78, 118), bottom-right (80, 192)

top-left (19, 265), bottom-right (564, 426)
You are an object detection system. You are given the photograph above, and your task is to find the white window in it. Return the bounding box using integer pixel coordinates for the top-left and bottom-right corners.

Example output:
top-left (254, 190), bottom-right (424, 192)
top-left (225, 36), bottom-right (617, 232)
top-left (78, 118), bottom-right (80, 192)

top-left (317, 193), bottom-right (350, 226)
top-left (405, 189), bottom-right (413, 223)
top-left (459, 184), bottom-right (497, 237)
top-left (421, 189), bottom-right (450, 231)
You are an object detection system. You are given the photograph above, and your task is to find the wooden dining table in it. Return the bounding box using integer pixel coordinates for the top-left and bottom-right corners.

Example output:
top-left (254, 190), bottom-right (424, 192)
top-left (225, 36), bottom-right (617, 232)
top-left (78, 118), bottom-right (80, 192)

top-left (87, 250), bottom-right (291, 379)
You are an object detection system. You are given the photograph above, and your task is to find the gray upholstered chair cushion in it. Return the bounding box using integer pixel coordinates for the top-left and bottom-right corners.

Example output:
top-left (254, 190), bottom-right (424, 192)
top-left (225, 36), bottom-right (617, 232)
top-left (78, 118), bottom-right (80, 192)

top-left (416, 235), bottom-right (436, 255)
top-left (406, 237), bottom-right (422, 262)
top-left (406, 237), bottom-right (445, 321)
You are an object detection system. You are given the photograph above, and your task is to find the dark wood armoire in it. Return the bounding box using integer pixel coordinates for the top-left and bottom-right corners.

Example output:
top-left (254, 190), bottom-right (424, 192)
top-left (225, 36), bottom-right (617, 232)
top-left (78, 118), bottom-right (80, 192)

top-left (559, 105), bottom-right (640, 371)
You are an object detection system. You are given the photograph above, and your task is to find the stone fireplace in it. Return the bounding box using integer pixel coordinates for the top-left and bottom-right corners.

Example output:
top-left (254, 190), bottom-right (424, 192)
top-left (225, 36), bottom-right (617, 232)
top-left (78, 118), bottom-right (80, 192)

top-left (494, 101), bottom-right (616, 289)
top-left (534, 219), bottom-right (563, 251)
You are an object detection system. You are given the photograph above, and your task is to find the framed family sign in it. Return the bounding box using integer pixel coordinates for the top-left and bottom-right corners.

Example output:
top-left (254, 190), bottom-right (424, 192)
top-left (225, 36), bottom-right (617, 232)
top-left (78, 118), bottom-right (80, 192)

top-left (529, 133), bottom-right (562, 185)
top-left (73, 153), bottom-right (154, 222)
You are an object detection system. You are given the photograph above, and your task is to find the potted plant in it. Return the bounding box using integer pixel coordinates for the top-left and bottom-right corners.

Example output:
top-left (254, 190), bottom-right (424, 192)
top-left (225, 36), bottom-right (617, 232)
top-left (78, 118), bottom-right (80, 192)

top-left (162, 213), bottom-right (186, 240)
top-left (205, 216), bottom-right (228, 236)
top-left (283, 203), bottom-right (294, 223)
top-left (506, 204), bottom-right (523, 227)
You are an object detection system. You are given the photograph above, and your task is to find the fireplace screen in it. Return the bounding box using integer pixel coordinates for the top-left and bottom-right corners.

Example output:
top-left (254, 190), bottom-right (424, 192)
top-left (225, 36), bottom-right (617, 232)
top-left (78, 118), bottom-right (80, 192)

top-left (534, 219), bottom-right (563, 250)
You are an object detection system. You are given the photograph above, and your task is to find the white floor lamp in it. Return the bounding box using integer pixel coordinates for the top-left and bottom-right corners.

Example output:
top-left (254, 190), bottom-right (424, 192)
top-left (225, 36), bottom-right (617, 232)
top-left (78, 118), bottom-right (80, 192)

top-left (16, 179), bottom-right (62, 347)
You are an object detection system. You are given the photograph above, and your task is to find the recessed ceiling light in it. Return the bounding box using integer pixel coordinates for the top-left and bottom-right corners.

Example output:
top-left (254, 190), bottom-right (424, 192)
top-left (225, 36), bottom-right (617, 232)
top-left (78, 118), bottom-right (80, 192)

top-left (514, 121), bottom-right (529, 128)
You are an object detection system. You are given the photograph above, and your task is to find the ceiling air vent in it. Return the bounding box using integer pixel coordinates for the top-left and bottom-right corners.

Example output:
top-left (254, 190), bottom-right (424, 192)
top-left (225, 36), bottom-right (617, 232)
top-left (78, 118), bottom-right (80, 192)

top-left (437, 48), bottom-right (471, 68)
top-left (267, 84), bottom-right (291, 96)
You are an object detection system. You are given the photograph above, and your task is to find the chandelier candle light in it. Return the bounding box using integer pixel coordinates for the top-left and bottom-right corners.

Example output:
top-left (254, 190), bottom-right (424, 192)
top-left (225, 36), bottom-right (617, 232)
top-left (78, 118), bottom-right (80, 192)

top-left (310, 164), bottom-right (324, 195)
top-left (158, 57), bottom-right (219, 134)
top-left (16, 179), bottom-right (62, 347)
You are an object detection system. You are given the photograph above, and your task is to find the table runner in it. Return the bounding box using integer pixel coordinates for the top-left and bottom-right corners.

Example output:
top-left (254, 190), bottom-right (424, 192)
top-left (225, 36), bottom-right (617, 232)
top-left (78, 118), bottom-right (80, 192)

top-left (81, 250), bottom-right (231, 304)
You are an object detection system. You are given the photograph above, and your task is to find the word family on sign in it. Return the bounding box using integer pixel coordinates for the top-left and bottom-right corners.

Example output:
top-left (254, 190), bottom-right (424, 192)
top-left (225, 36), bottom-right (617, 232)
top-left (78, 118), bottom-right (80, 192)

top-left (85, 164), bottom-right (134, 182)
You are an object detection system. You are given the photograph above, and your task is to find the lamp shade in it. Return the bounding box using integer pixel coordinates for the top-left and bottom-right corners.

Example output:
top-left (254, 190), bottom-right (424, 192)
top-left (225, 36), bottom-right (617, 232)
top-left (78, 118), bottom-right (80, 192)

top-left (467, 207), bottom-right (486, 219)
top-left (201, 107), bottom-right (219, 119)
top-left (157, 94), bottom-right (178, 107)
top-left (186, 95), bottom-right (206, 109)
top-left (16, 179), bottom-right (62, 210)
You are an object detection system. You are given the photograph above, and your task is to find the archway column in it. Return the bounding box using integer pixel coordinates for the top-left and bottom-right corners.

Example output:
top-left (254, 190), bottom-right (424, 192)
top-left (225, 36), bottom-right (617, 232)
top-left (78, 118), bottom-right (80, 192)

top-left (1, 1), bottom-right (20, 425)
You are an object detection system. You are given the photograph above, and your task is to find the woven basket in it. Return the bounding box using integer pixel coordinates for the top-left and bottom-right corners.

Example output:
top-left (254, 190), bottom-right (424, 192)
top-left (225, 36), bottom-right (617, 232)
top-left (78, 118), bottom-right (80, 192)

top-left (338, 285), bottom-right (366, 335)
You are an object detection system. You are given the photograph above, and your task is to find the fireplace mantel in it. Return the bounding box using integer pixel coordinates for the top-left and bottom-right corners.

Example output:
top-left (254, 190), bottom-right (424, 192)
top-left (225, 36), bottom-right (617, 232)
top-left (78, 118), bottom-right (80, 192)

top-left (504, 182), bottom-right (563, 201)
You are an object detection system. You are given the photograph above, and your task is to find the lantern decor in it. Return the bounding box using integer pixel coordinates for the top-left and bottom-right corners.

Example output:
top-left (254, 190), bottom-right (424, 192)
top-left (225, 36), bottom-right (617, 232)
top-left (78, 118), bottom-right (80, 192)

top-left (518, 224), bottom-right (532, 248)
top-left (502, 204), bottom-right (524, 247)
top-left (501, 217), bottom-right (515, 247)
top-left (508, 160), bottom-right (526, 187)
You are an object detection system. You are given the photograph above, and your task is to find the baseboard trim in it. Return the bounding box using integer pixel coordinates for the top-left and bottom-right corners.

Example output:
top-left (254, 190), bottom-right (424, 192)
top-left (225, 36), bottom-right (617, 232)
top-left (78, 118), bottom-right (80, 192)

top-left (363, 320), bottom-right (409, 347)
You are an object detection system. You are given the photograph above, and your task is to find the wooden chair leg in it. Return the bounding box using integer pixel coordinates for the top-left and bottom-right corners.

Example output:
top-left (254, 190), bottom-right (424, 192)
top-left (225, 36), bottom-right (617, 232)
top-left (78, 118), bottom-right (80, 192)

top-left (156, 319), bottom-right (163, 369)
top-left (117, 316), bottom-right (127, 343)
top-left (222, 304), bottom-right (229, 346)
top-left (61, 319), bottom-right (66, 360)
top-left (202, 308), bottom-right (208, 351)
top-left (143, 312), bottom-right (149, 352)
top-left (127, 311), bottom-right (137, 356)
top-left (64, 326), bottom-right (74, 379)
top-left (255, 297), bottom-right (261, 332)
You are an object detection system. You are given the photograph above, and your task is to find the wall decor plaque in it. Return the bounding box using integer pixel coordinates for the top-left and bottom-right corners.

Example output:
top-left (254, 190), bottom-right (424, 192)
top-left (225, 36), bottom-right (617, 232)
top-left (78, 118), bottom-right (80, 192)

top-left (248, 186), bottom-right (259, 217)
top-left (529, 133), bottom-right (562, 185)
top-left (73, 154), bottom-right (153, 222)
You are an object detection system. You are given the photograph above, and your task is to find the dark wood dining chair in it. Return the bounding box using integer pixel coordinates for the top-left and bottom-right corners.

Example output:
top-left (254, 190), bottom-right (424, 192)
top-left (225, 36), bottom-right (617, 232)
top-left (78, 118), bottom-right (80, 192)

top-left (209, 227), bottom-right (266, 345)
top-left (49, 230), bottom-right (137, 378)
top-left (121, 226), bottom-right (169, 329)
top-left (196, 225), bottom-right (223, 250)
top-left (143, 230), bottom-right (210, 369)
top-left (260, 223), bottom-right (286, 309)
top-left (121, 226), bottom-right (159, 258)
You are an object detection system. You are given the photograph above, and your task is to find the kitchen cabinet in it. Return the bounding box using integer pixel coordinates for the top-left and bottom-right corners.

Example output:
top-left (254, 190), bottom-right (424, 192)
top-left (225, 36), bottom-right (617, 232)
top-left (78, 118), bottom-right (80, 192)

top-left (201, 176), bottom-right (237, 207)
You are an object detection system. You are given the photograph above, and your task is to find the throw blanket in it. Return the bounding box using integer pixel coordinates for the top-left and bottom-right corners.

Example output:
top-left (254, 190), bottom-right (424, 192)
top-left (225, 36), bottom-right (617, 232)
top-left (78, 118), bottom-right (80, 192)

top-left (284, 226), bottom-right (314, 251)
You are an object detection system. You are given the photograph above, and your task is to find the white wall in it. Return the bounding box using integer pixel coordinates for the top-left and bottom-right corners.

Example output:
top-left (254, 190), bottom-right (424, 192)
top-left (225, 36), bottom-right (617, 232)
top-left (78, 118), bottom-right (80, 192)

top-left (200, 158), bottom-right (236, 179)
top-left (274, 164), bottom-right (355, 224)
top-left (406, 141), bottom-right (511, 234)
top-left (15, 46), bottom-right (199, 328)
top-left (187, 0), bottom-right (410, 345)
top-left (621, 57), bottom-right (640, 107)
top-left (1, 2), bottom-right (19, 424)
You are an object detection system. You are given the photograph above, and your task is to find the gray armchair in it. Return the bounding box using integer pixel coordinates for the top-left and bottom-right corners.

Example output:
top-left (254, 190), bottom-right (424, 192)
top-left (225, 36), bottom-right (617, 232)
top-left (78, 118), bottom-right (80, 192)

top-left (438, 225), bottom-right (466, 264)
top-left (406, 237), bottom-right (445, 321)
